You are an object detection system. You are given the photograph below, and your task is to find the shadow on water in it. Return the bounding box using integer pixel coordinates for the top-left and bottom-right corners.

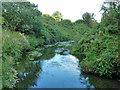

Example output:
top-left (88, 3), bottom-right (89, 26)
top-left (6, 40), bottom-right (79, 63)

top-left (38, 46), bottom-right (57, 60)
top-left (80, 72), bottom-right (120, 88)
top-left (15, 41), bottom-right (120, 88)
top-left (15, 53), bottom-right (42, 88)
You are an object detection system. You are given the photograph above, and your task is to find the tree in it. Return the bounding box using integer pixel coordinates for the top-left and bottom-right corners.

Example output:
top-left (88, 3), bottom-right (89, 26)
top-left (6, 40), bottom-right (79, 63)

top-left (75, 19), bottom-right (84, 24)
top-left (52, 11), bottom-right (63, 21)
top-left (100, 0), bottom-right (119, 26)
top-left (82, 12), bottom-right (95, 28)
top-left (60, 19), bottom-right (73, 28)
top-left (2, 2), bottom-right (43, 36)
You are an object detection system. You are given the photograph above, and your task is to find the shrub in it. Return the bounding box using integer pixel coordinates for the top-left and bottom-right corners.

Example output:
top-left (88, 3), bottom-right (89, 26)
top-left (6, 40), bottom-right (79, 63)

top-left (2, 29), bottom-right (29, 62)
top-left (2, 57), bottom-right (20, 88)
top-left (2, 29), bottom-right (29, 88)
top-left (70, 25), bottom-right (119, 78)
top-left (26, 35), bottom-right (45, 50)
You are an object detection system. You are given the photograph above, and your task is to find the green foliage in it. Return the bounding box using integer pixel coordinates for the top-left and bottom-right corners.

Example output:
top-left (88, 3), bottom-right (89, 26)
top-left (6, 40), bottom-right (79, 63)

top-left (100, 0), bottom-right (119, 26)
top-left (82, 12), bottom-right (95, 28)
top-left (2, 2), bottom-right (42, 36)
top-left (2, 1), bottom-right (78, 47)
top-left (28, 51), bottom-right (42, 60)
top-left (70, 0), bottom-right (119, 78)
top-left (75, 19), bottom-right (84, 24)
top-left (52, 11), bottom-right (63, 21)
top-left (2, 60), bottom-right (20, 88)
top-left (0, 16), bottom-right (6, 25)
top-left (2, 29), bottom-right (29, 88)
top-left (70, 23), bottom-right (119, 78)
top-left (26, 35), bottom-right (45, 50)
top-left (40, 14), bottom-right (76, 44)
top-left (60, 19), bottom-right (73, 28)
top-left (2, 1), bottom-right (77, 45)
top-left (2, 1), bottom-right (119, 89)
top-left (2, 29), bottom-right (29, 62)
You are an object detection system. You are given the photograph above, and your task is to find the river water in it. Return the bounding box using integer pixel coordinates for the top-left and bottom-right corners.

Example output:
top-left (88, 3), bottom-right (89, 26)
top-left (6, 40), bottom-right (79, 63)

top-left (16, 41), bottom-right (120, 88)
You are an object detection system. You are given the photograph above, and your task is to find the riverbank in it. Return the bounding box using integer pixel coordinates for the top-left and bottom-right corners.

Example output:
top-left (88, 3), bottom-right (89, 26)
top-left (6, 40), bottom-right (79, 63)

top-left (13, 41), bottom-right (120, 88)
top-left (2, 29), bottom-right (28, 88)
top-left (1, 1), bottom-right (119, 88)
top-left (2, 27), bottom-right (120, 89)
top-left (2, 30), bottom-right (120, 88)
top-left (69, 23), bottom-right (120, 79)
top-left (1, 28), bottom-right (72, 88)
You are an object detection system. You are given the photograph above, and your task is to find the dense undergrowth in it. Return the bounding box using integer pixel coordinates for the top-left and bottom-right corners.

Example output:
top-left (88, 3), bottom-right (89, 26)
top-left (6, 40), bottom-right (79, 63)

top-left (1, 2), bottom-right (80, 88)
top-left (70, 0), bottom-right (120, 78)
top-left (70, 23), bottom-right (119, 78)
top-left (2, 29), bottom-right (28, 88)
top-left (70, 0), bottom-right (119, 78)
top-left (1, 0), bottom-right (120, 89)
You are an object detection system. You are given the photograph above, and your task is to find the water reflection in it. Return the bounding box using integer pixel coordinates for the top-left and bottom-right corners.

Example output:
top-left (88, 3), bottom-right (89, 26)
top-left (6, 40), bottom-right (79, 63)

top-left (30, 54), bottom-right (91, 88)
top-left (15, 41), bottom-right (120, 88)
top-left (37, 46), bottom-right (57, 61)
top-left (15, 52), bottom-right (41, 88)
top-left (81, 72), bottom-right (120, 88)
top-left (16, 60), bottom-right (41, 88)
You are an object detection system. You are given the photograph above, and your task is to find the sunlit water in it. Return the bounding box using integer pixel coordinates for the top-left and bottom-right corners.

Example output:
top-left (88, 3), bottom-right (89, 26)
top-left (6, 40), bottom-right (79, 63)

top-left (16, 41), bottom-right (120, 88)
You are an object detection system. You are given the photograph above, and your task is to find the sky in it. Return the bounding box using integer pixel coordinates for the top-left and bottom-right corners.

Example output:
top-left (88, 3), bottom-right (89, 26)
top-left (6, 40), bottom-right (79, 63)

top-left (28, 0), bottom-right (105, 22)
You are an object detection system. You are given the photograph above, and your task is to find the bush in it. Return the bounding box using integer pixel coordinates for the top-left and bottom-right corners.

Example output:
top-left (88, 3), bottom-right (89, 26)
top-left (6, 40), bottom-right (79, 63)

top-left (2, 58), bottom-right (20, 88)
top-left (70, 25), bottom-right (119, 78)
top-left (2, 29), bottom-right (29, 62)
top-left (26, 35), bottom-right (45, 50)
top-left (2, 29), bottom-right (29, 88)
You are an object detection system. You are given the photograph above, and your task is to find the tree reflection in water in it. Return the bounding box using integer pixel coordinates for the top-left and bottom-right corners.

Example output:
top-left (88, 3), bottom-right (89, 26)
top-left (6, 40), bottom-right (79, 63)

top-left (15, 41), bottom-right (120, 88)
top-left (79, 73), bottom-right (94, 88)
top-left (16, 60), bottom-right (41, 88)
top-left (15, 46), bottom-right (57, 88)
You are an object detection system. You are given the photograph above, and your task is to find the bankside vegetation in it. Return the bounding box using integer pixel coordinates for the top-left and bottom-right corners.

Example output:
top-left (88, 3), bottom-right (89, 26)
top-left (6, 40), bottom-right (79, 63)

top-left (70, 1), bottom-right (119, 78)
top-left (1, 0), bottom-right (120, 88)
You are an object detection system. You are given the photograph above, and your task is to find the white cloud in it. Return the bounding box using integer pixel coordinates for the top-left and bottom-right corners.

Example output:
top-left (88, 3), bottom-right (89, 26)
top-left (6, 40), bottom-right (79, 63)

top-left (28, 0), bottom-right (105, 22)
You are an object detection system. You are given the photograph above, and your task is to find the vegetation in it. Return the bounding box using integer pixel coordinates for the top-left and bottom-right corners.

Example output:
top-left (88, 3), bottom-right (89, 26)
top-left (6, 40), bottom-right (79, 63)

top-left (1, 0), bottom-right (119, 88)
top-left (70, 0), bottom-right (119, 78)
top-left (2, 29), bottom-right (29, 88)
top-left (1, 1), bottom-right (77, 88)
top-left (52, 11), bottom-right (63, 21)
top-left (82, 12), bottom-right (95, 28)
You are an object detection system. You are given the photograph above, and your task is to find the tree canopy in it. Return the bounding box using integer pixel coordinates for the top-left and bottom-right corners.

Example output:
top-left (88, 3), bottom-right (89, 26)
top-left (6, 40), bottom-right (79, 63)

top-left (52, 11), bottom-right (63, 21)
top-left (82, 12), bottom-right (95, 28)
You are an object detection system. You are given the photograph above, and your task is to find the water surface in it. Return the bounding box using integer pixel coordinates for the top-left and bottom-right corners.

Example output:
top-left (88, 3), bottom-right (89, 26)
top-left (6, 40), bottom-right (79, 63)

top-left (16, 41), bottom-right (120, 88)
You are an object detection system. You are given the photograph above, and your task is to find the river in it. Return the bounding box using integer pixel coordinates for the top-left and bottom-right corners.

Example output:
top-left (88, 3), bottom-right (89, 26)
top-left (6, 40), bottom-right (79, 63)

top-left (15, 41), bottom-right (120, 88)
